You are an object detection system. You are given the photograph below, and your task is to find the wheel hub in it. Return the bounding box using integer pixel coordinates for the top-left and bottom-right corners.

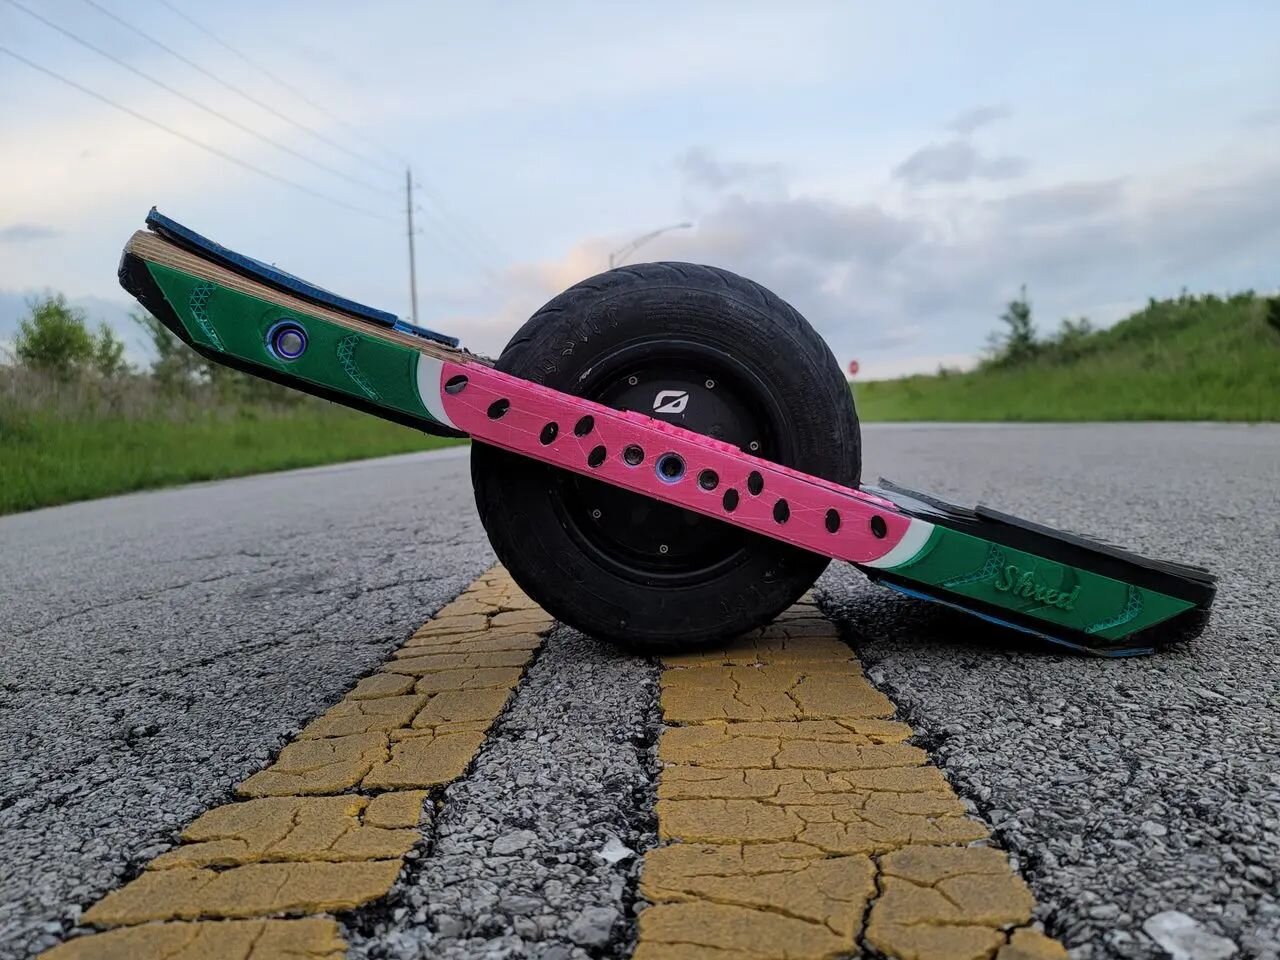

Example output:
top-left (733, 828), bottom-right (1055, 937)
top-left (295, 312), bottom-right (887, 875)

top-left (552, 340), bottom-right (785, 583)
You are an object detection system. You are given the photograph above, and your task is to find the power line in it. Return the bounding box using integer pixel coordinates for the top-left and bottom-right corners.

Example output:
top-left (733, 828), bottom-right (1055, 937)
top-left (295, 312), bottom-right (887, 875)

top-left (415, 176), bottom-right (512, 269)
top-left (415, 204), bottom-right (504, 284)
top-left (151, 0), bottom-right (403, 175)
top-left (78, 0), bottom-right (394, 196)
top-left (5, 0), bottom-right (391, 199)
top-left (0, 46), bottom-right (393, 221)
top-left (148, 0), bottom-right (511, 281)
top-left (17, 0), bottom-right (509, 286)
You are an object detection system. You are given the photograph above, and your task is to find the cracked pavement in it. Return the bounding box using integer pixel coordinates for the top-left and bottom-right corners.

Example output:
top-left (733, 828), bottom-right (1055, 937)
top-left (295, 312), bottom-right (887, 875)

top-left (1, 424), bottom-right (1277, 959)
top-left (636, 601), bottom-right (1060, 960)
top-left (821, 423), bottom-right (1280, 959)
top-left (0, 448), bottom-right (490, 959)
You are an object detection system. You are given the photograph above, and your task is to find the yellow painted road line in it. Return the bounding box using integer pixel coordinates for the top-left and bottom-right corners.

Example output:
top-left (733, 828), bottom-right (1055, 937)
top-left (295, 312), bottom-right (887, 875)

top-left (635, 597), bottom-right (1069, 960)
top-left (41, 566), bottom-right (552, 959)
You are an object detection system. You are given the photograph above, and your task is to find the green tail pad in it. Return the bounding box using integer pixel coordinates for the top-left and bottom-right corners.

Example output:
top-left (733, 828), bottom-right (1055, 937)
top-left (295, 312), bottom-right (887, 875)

top-left (888, 525), bottom-right (1194, 640)
top-left (146, 263), bottom-right (435, 424)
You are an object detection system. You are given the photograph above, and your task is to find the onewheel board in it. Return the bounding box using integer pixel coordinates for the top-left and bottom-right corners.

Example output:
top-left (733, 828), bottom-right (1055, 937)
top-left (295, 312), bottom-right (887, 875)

top-left (118, 210), bottom-right (1215, 656)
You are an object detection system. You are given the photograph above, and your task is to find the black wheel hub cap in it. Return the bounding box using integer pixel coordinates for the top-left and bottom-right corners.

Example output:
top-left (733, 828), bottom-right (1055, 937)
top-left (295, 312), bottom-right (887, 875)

top-left (552, 339), bottom-right (788, 584)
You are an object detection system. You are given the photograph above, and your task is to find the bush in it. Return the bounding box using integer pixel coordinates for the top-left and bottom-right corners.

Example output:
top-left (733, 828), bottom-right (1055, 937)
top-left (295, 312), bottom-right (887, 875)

top-left (14, 295), bottom-right (129, 380)
top-left (984, 285), bottom-right (1039, 367)
top-left (15, 295), bottom-right (95, 379)
top-left (1046, 316), bottom-right (1095, 361)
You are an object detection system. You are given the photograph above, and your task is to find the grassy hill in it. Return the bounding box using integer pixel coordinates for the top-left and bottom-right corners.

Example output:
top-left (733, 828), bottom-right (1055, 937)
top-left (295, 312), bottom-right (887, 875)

top-left (855, 292), bottom-right (1280, 421)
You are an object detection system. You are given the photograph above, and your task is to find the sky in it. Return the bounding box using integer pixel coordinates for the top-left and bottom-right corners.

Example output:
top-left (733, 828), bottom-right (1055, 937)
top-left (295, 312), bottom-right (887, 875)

top-left (2, 0), bottom-right (1279, 378)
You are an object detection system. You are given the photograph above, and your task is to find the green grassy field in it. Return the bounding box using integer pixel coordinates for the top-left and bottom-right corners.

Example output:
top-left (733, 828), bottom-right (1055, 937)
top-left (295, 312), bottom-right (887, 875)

top-left (0, 399), bottom-right (461, 516)
top-left (856, 292), bottom-right (1280, 422)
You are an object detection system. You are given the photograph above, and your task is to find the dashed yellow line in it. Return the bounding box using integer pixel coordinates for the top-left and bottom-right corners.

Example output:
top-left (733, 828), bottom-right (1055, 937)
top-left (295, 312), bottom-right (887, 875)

top-left (42, 570), bottom-right (1069, 960)
top-left (635, 595), bottom-right (1068, 960)
top-left (42, 566), bottom-right (551, 960)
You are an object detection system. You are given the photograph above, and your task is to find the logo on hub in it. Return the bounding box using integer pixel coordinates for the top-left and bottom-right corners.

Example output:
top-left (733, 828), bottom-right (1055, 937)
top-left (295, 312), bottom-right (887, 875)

top-left (652, 390), bottom-right (689, 414)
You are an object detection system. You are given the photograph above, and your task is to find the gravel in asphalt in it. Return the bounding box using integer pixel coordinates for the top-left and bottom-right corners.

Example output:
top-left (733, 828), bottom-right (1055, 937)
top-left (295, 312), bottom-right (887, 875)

top-left (0, 448), bottom-right (491, 960)
top-left (3, 424), bottom-right (1277, 960)
top-left (345, 625), bottom-right (660, 960)
top-left (819, 423), bottom-right (1280, 959)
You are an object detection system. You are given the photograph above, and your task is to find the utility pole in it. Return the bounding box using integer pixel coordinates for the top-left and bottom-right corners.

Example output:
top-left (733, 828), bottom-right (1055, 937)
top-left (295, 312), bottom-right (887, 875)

top-left (405, 167), bottom-right (419, 324)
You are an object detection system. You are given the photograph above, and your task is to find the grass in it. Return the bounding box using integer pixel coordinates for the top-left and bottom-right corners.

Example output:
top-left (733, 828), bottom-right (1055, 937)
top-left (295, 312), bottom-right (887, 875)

top-left (0, 371), bottom-right (462, 515)
top-left (856, 292), bottom-right (1280, 422)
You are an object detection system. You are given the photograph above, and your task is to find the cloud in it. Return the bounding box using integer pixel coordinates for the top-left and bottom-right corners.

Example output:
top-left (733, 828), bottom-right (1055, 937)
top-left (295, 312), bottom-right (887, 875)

top-left (0, 223), bottom-right (61, 244)
top-left (1244, 105), bottom-right (1280, 126)
top-left (893, 140), bottom-right (1029, 187)
top-left (676, 148), bottom-right (786, 195)
top-left (994, 180), bottom-right (1125, 225)
top-left (458, 150), bottom-right (1280, 378)
top-left (696, 194), bottom-right (920, 265)
top-left (948, 104), bottom-right (1012, 136)
top-left (894, 105), bottom-right (1026, 188)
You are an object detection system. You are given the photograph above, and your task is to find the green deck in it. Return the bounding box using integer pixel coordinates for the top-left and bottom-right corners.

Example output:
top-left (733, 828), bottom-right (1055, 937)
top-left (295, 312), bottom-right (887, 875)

top-left (147, 263), bottom-right (441, 427)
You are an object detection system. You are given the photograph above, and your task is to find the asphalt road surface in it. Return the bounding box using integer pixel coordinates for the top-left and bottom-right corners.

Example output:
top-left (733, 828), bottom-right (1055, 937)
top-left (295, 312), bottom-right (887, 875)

top-left (1, 425), bottom-right (1277, 960)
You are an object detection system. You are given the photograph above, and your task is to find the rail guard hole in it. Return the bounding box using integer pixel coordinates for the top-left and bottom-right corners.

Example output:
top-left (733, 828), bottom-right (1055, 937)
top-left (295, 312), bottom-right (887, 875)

top-left (747, 471), bottom-right (764, 496)
top-left (487, 399), bottom-right (510, 419)
top-left (656, 453), bottom-right (685, 483)
top-left (588, 445), bottom-right (607, 468)
top-left (540, 422), bottom-right (558, 445)
top-left (723, 489), bottom-right (740, 512)
top-left (444, 374), bottom-right (468, 394)
top-left (773, 499), bottom-right (790, 524)
top-left (623, 445), bottom-right (644, 466)
top-left (574, 415), bottom-right (595, 436)
top-left (825, 509), bottom-right (841, 533)
top-left (698, 469), bottom-right (719, 491)
top-left (870, 515), bottom-right (887, 539)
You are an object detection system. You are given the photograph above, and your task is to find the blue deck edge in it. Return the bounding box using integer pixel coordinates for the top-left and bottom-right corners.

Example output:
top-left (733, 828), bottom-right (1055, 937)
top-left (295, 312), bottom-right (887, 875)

top-left (145, 208), bottom-right (460, 348)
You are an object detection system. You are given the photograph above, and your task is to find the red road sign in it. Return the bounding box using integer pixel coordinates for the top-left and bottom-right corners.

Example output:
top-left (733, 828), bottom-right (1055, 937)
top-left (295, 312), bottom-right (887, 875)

top-left (847, 359), bottom-right (860, 377)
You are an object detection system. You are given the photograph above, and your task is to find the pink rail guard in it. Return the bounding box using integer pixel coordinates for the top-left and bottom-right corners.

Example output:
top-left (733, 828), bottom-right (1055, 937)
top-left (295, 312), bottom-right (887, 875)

top-left (439, 360), bottom-right (913, 565)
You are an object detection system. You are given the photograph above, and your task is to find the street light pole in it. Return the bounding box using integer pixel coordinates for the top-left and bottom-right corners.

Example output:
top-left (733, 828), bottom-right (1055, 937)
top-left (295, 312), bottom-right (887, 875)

top-left (405, 167), bottom-right (419, 324)
top-left (608, 221), bottom-right (693, 269)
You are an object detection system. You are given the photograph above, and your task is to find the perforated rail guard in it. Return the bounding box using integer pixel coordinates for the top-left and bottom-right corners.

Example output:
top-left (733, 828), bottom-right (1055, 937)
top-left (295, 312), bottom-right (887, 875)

top-left (425, 358), bottom-right (923, 567)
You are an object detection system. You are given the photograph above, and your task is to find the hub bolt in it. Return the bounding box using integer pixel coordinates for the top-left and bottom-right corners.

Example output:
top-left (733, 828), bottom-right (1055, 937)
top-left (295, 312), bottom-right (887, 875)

top-left (591, 508), bottom-right (602, 519)
top-left (628, 375), bottom-right (639, 385)
top-left (659, 544), bottom-right (669, 554)
top-left (705, 379), bottom-right (715, 388)
top-left (749, 440), bottom-right (760, 451)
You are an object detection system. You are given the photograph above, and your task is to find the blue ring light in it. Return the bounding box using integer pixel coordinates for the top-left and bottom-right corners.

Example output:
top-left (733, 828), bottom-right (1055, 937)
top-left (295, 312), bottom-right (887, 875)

top-left (655, 452), bottom-right (686, 484)
top-left (266, 320), bottom-right (308, 361)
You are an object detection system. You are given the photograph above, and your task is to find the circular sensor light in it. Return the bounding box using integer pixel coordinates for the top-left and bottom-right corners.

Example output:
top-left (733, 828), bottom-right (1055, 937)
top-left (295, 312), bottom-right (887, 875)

top-left (267, 321), bottom-right (308, 361)
top-left (655, 452), bottom-right (686, 484)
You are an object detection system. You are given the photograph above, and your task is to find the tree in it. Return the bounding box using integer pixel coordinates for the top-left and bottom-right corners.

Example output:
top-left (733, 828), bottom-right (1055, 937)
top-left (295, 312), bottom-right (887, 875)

top-left (986, 285), bottom-right (1038, 366)
top-left (13, 295), bottom-right (132, 380)
top-left (134, 311), bottom-right (206, 392)
top-left (93, 323), bottom-right (129, 378)
top-left (15, 295), bottom-right (95, 380)
top-left (1045, 316), bottom-right (1094, 362)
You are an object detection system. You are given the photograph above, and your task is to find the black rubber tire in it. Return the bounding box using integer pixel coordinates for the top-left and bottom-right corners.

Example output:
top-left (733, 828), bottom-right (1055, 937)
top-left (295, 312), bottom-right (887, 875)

top-left (470, 262), bottom-right (860, 650)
